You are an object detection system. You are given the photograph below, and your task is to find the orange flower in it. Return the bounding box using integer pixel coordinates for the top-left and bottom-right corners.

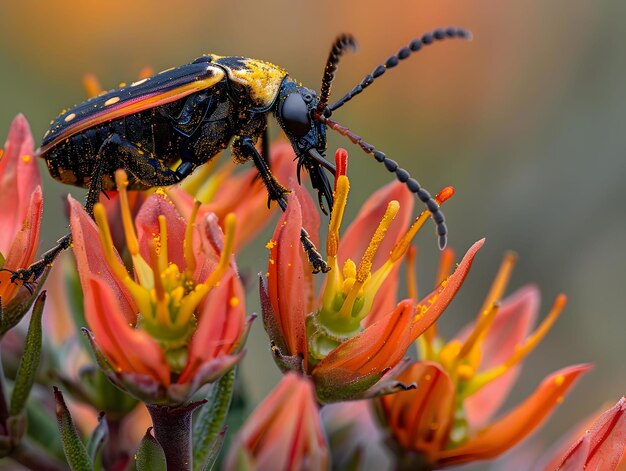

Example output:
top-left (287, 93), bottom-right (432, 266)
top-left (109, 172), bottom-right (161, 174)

top-left (261, 148), bottom-right (483, 402)
top-left (167, 141), bottom-right (297, 251)
top-left (0, 114), bottom-right (43, 333)
top-left (377, 250), bottom-right (593, 468)
top-left (70, 170), bottom-right (250, 404)
top-left (224, 373), bottom-right (328, 471)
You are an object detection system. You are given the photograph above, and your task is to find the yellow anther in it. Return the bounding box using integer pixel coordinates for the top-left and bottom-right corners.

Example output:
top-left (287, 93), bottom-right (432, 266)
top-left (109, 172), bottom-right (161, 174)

top-left (457, 364), bottom-right (475, 381)
top-left (184, 200), bottom-right (201, 274)
top-left (326, 176), bottom-right (350, 258)
top-left (115, 170), bottom-right (140, 257)
top-left (356, 200), bottom-right (399, 283)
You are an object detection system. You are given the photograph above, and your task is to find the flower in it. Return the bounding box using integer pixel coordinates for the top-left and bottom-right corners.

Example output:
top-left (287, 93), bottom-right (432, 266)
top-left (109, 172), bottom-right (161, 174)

top-left (377, 250), bottom-right (592, 468)
top-left (0, 114), bottom-right (43, 334)
top-left (224, 373), bottom-right (328, 471)
top-left (552, 396), bottom-right (626, 470)
top-left (261, 148), bottom-right (484, 402)
top-left (70, 169), bottom-right (250, 404)
top-left (167, 141), bottom-right (297, 252)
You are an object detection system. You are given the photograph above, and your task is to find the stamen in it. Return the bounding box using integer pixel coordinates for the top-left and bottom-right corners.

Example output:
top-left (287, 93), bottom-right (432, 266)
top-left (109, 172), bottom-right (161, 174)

top-left (115, 170), bottom-right (140, 256)
top-left (93, 203), bottom-right (152, 316)
top-left (334, 148), bottom-right (348, 191)
top-left (327, 175), bottom-right (350, 258)
top-left (184, 200), bottom-right (202, 274)
top-left (149, 239), bottom-right (165, 302)
top-left (464, 295), bottom-right (567, 398)
top-left (390, 187), bottom-right (454, 262)
top-left (181, 160), bottom-right (221, 202)
top-left (457, 302), bottom-right (500, 360)
top-left (406, 245), bottom-right (418, 301)
top-left (356, 201), bottom-right (399, 283)
top-left (203, 213), bottom-right (237, 289)
top-left (83, 73), bottom-right (102, 98)
top-left (435, 248), bottom-right (456, 287)
top-left (477, 251), bottom-right (517, 319)
top-left (157, 215), bottom-right (169, 275)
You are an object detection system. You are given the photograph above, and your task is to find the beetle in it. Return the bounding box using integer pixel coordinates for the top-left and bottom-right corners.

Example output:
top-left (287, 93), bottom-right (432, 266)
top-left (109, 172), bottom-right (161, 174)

top-left (9, 27), bottom-right (471, 284)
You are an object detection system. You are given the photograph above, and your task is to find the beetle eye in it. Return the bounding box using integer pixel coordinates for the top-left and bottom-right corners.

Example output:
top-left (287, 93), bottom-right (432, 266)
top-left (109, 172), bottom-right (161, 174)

top-left (281, 93), bottom-right (311, 137)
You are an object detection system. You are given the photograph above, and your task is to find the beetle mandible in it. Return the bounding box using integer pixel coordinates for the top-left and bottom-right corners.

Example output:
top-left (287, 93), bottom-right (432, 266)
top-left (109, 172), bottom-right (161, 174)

top-left (9, 27), bottom-right (471, 285)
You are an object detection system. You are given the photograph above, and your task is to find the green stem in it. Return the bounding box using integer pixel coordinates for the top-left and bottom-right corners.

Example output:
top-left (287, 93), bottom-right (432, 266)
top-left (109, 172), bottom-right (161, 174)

top-left (146, 401), bottom-right (205, 471)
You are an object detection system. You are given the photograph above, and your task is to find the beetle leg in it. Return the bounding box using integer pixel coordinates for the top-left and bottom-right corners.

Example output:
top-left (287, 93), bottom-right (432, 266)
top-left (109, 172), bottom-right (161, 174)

top-left (104, 134), bottom-right (185, 187)
top-left (234, 136), bottom-right (329, 274)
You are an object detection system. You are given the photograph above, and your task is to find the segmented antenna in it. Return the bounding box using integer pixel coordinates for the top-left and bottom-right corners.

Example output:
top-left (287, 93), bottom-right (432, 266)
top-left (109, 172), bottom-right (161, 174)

top-left (329, 27), bottom-right (471, 112)
top-left (317, 34), bottom-right (357, 113)
top-left (315, 114), bottom-right (448, 249)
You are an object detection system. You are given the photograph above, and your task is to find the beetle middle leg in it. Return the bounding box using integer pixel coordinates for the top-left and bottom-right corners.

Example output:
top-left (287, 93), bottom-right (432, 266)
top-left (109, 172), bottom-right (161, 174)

top-left (233, 136), bottom-right (330, 274)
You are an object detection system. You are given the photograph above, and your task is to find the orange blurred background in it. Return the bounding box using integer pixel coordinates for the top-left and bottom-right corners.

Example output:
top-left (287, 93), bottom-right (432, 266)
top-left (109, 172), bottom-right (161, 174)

top-left (1, 0), bottom-right (625, 463)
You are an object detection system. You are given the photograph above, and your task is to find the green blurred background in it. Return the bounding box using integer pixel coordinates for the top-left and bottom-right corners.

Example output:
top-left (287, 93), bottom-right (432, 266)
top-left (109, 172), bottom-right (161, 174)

top-left (1, 0), bottom-right (625, 459)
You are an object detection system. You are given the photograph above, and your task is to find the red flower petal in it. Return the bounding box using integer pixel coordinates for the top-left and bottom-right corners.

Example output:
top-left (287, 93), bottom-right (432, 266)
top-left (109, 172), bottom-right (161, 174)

top-left (410, 239), bottom-right (485, 339)
top-left (135, 193), bottom-right (188, 271)
top-left (178, 269), bottom-right (245, 383)
top-left (313, 301), bottom-right (414, 386)
top-left (69, 197), bottom-right (137, 324)
top-left (86, 276), bottom-right (170, 386)
top-left (0, 114), bottom-right (40, 254)
top-left (557, 396), bottom-right (626, 471)
top-left (267, 193), bottom-right (308, 360)
top-left (379, 362), bottom-right (455, 461)
top-left (226, 373), bottom-right (328, 471)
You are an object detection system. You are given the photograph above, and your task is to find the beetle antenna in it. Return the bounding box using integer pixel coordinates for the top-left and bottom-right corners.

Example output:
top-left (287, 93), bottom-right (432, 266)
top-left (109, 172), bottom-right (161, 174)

top-left (317, 34), bottom-right (358, 114)
top-left (316, 114), bottom-right (448, 249)
top-left (328, 27), bottom-right (471, 112)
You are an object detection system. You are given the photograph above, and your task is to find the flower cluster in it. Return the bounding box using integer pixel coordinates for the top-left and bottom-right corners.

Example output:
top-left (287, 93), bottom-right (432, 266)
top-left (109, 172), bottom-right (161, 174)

top-left (0, 115), bottom-right (623, 471)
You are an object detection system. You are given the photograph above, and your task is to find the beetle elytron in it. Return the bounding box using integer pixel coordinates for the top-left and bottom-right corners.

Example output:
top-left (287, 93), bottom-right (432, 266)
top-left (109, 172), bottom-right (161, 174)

top-left (10, 27), bottom-right (471, 284)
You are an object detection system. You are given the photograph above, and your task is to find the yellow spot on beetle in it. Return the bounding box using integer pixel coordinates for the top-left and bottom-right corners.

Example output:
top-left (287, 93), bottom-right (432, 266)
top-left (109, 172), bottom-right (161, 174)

top-left (104, 96), bottom-right (121, 106)
top-left (64, 113), bottom-right (76, 122)
top-left (131, 78), bottom-right (149, 87)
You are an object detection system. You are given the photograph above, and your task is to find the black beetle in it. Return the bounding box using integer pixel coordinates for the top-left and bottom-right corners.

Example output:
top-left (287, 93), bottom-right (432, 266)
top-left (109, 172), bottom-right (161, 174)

top-left (10, 27), bottom-right (471, 284)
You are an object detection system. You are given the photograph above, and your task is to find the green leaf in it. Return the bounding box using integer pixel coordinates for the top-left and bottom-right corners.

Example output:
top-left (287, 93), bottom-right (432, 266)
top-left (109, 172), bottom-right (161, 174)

top-left (135, 427), bottom-right (166, 471)
top-left (85, 412), bottom-right (108, 466)
top-left (54, 387), bottom-right (92, 471)
top-left (10, 291), bottom-right (46, 416)
top-left (192, 368), bottom-right (236, 471)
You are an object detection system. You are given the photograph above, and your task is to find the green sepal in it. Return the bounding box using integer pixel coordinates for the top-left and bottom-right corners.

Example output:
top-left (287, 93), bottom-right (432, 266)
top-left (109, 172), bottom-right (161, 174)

top-left (53, 387), bottom-right (92, 471)
top-left (192, 367), bottom-right (236, 471)
top-left (86, 412), bottom-right (108, 467)
top-left (10, 291), bottom-right (45, 416)
top-left (136, 427), bottom-right (167, 471)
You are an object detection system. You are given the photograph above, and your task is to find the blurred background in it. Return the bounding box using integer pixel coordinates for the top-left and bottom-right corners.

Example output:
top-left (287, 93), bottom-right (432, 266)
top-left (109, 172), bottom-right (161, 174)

top-left (1, 0), bottom-right (625, 463)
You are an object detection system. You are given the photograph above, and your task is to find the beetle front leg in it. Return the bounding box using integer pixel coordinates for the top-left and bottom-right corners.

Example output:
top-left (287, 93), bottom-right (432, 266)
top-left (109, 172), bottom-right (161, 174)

top-left (233, 136), bottom-right (329, 274)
